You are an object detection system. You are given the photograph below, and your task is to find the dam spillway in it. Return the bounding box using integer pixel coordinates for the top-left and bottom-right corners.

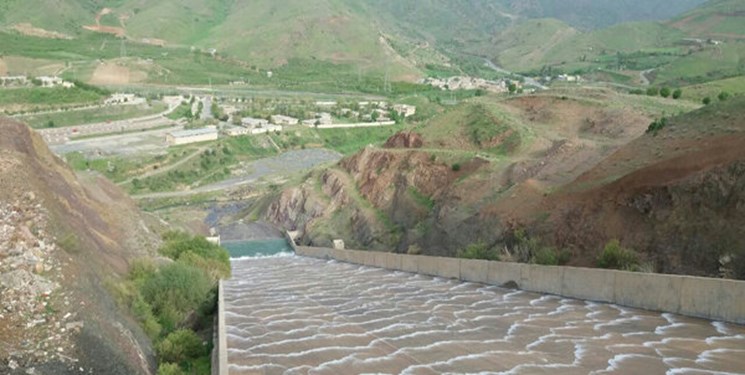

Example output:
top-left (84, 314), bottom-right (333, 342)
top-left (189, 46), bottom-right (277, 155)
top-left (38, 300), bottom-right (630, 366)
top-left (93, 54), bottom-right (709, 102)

top-left (222, 255), bottom-right (745, 374)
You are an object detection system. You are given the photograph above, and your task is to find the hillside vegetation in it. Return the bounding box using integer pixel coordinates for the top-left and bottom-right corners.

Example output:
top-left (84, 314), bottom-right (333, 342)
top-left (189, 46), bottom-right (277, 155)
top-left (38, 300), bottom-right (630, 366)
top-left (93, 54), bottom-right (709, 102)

top-left (0, 0), bottom-right (738, 88)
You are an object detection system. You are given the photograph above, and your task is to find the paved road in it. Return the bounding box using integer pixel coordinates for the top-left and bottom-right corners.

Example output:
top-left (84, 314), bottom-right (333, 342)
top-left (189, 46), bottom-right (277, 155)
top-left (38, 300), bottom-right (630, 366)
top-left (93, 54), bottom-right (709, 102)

top-left (50, 125), bottom-right (181, 157)
top-left (132, 148), bottom-right (342, 199)
top-left (223, 255), bottom-right (745, 374)
top-left (37, 97), bottom-right (182, 145)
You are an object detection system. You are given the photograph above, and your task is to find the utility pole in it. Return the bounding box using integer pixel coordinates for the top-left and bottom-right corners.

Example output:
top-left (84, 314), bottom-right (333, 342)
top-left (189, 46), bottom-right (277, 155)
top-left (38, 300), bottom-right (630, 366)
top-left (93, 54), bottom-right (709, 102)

top-left (120, 39), bottom-right (126, 59)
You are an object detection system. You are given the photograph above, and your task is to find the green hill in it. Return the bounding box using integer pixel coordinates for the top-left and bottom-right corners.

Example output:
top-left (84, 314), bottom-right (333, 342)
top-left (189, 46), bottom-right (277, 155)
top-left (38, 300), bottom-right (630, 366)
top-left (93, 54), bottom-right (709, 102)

top-left (0, 0), bottom-right (741, 88)
top-left (499, 0), bottom-right (708, 30)
top-left (669, 0), bottom-right (745, 39)
top-left (492, 21), bottom-right (686, 73)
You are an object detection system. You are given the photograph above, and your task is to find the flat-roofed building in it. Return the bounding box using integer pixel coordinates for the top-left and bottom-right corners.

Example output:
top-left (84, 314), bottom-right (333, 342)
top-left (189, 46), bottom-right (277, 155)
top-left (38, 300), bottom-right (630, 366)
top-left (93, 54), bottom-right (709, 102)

top-left (166, 127), bottom-right (218, 146)
top-left (271, 115), bottom-right (299, 126)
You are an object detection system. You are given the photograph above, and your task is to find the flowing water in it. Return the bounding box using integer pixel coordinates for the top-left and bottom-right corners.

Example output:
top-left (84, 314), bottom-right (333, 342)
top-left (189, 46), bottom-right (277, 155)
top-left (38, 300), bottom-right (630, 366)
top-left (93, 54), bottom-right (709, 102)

top-left (223, 255), bottom-right (745, 374)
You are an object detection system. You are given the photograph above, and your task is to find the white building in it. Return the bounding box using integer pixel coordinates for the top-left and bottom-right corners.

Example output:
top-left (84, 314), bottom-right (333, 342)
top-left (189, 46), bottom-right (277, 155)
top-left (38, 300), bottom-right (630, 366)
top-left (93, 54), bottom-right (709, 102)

top-left (37, 76), bottom-right (64, 87)
top-left (250, 124), bottom-right (282, 135)
top-left (241, 117), bottom-right (269, 128)
top-left (105, 93), bottom-right (140, 105)
top-left (223, 125), bottom-right (250, 137)
top-left (315, 101), bottom-right (337, 107)
top-left (0, 76), bottom-right (28, 86)
top-left (271, 115), bottom-right (299, 126)
top-left (302, 112), bottom-right (333, 126)
top-left (166, 128), bottom-right (218, 146)
top-left (393, 104), bottom-right (417, 118)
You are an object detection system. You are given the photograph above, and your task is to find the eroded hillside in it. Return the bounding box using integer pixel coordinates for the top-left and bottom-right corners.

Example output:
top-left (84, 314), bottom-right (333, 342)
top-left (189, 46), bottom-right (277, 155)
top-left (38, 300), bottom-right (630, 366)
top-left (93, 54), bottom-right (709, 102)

top-left (0, 119), bottom-right (160, 374)
top-left (262, 90), bottom-right (745, 279)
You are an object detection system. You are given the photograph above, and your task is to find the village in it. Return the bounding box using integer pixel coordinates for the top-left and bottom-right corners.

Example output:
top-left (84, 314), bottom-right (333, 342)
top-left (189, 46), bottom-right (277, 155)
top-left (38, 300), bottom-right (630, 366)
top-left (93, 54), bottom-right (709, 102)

top-left (165, 97), bottom-right (416, 146)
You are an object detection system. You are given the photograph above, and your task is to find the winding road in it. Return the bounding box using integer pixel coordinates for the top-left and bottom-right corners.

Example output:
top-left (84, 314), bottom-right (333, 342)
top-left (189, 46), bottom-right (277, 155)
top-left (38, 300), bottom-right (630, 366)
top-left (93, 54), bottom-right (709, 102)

top-left (132, 148), bottom-right (342, 199)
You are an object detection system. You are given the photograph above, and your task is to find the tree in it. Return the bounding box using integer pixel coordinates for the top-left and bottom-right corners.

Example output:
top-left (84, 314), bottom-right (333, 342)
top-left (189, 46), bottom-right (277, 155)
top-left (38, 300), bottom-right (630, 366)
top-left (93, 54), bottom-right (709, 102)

top-left (672, 89), bottom-right (683, 99)
top-left (660, 87), bottom-right (671, 98)
top-left (718, 91), bottom-right (731, 102)
top-left (47, 120), bottom-right (55, 128)
top-left (703, 97), bottom-right (712, 105)
top-left (507, 82), bottom-right (517, 94)
top-left (646, 87), bottom-right (659, 96)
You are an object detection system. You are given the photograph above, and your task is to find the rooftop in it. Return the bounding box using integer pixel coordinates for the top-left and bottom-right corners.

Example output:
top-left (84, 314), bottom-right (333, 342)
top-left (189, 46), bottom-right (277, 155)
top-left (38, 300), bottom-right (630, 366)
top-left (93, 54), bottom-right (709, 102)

top-left (169, 128), bottom-right (218, 138)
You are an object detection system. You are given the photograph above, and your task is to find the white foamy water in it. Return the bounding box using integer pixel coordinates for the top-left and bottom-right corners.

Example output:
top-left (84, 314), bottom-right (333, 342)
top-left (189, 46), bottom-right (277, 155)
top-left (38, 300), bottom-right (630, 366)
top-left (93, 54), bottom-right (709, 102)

top-left (223, 256), bottom-right (745, 375)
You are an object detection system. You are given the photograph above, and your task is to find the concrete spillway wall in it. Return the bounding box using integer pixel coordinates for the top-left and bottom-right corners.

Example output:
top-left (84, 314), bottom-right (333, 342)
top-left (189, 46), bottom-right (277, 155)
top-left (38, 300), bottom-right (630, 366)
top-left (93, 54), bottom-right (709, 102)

top-left (295, 247), bottom-right (745, 325)
top-left (213, 280), bottom-right (228, 375)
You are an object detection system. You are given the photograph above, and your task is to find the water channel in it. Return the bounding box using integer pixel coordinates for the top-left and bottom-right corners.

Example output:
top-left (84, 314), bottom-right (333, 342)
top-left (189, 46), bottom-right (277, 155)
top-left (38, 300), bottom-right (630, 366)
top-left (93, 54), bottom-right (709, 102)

top-left (222, 253), bottom-right (745, 374)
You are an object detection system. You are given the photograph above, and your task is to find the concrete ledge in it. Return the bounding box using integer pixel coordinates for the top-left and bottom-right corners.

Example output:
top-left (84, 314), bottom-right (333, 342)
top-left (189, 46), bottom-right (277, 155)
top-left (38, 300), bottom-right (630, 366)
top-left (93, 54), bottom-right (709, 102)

top-left (561, 267), bottom-right (616, 303)
top-left (680, 277), bottom-right (745, 324)
top-left (418, 256), bottom-right (459, 279)
top-left (401, 255), bottom-right (419, 273)
top-left (614, 272), bottom-right (682, 313)
top-left (487, 261), bottom-right (522, 286)
top-left (521, 264), bottom-right (564, 295)
top-left (373, 252), bottom-right (388, 268)
top-left (292, 247), bottom-right (745, 324)
top-left (460, 259), bottom-right (488, 283)
top-left (385, 253), bottom-right (403, 271)
top-left (217, 280), bottom-right (227, 375)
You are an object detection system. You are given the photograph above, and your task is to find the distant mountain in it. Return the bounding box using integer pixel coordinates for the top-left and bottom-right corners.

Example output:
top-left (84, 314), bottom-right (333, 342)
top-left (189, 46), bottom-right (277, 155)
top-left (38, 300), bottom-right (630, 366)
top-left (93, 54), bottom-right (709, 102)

top-left (499, 0), bottom-right (709, 30)
top-left (0, 0), bottom-right (740, 86)
top-left (668, 0), bottom-right (745, 39)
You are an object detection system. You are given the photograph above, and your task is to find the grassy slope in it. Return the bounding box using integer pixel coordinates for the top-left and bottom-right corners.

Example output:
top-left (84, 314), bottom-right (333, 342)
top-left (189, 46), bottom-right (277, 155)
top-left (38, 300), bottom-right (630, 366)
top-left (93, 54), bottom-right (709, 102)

top-left (494, 21), bottom-right (686, 72)
top-left (669, 0), bottom-right (745, 38)
top-left (499, 0), bottom-right (708, 29)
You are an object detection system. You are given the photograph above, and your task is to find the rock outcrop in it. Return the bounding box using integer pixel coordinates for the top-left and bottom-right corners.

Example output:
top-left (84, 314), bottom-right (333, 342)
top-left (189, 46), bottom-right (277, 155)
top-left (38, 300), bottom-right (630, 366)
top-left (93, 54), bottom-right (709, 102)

top-left (0, 119), bottom-right (159, 374)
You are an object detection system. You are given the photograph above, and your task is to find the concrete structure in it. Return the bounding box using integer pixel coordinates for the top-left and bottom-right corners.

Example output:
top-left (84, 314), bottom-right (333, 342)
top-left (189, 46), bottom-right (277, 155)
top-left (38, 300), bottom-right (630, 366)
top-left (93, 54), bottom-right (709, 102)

top-left (249, 124), bottom-right (282, 135)
top-left (295, 247), bottom-right (745, 324)
top-left (312, 120), bottom-right (396, 129)
top-left (37, 76), bottom-right (68, 88)
top-left (271, 115), bottom-right (299, 126)
top-left (241, 117), bottom-right (269, 128)
top-left (104, 93), bottom-right (146, 105)
top-left (222, 125), bottom-right (249, 137)
top-left (0, 76), bottom-right (28, 86)
top-left (332, 239), bottom-right (345, 250)
top-left (315, 101), bottom-right (337, 107)
top-left (301, 112), bottom-right (332, 126)
top-left (166, 127), bottom-right (218, 146)
top-left (219, 254), bottom-right (745, 374)
top-left (393, 104), bottom-right (417, 117)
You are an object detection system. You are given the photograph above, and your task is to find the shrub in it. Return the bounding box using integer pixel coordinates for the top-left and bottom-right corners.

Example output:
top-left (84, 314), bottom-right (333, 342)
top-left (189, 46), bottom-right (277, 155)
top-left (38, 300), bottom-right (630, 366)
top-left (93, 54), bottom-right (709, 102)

top-left (157, 329), bottom-right (206, 364)
top-left (660, 87), bottom-right (671, 98)
top-left (407, 244), bottom-right (423, 255)
top-left (159, 232), bottom-right (230, 279)
top-left (157, 363), bottom-right (185, 375)
top-left (141, 262), bottom-right (213, 332)
top-left (646, 87), bottom-right (659, 96)
top-left (646, 117), bottom-right (668, 135)
top-left (703, 97), bottom-right (712, 105)
top-left (451, 163), bottom-right (461, 171)
top-left (672, 89), bottom-right (682, 99)
top-left (457, 242), bottom-right (499, 261)
top-left (597, 239), bottom-right (640, 271)
top-left (532, 247), bottom-right (558, 265)
top-left (718, 91), bottom-right (731, 102)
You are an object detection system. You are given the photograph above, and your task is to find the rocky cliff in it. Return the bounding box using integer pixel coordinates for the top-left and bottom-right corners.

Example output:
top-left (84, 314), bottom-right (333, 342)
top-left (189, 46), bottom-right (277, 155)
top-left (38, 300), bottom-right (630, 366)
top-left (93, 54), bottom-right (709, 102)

top-left (0, 119), bottom-right (160, 374)
top-left (263, 94), bottom-right (745, 279)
